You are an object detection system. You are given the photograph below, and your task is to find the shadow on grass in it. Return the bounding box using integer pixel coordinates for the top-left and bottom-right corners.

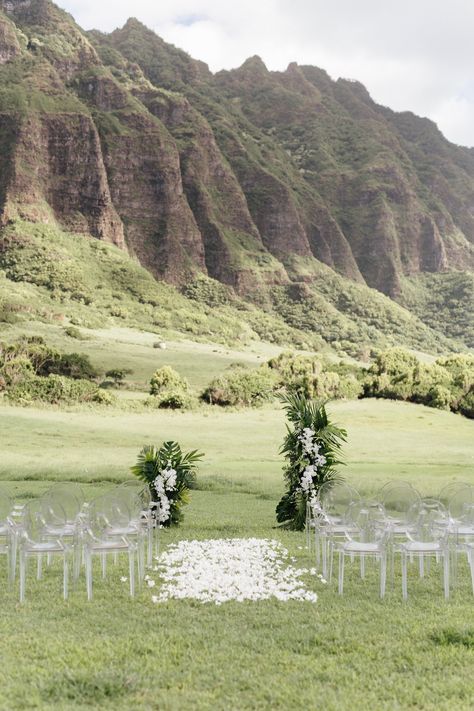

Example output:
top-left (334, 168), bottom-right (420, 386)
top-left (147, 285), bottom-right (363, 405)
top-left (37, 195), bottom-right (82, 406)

top-left (40, 671), bottom-right (137, 704)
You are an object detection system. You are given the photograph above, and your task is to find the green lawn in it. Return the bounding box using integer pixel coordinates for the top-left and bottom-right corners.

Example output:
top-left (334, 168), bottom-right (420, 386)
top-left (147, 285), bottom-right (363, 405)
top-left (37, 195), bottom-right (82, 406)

top-left (1, 399), bottom-right (474, 710)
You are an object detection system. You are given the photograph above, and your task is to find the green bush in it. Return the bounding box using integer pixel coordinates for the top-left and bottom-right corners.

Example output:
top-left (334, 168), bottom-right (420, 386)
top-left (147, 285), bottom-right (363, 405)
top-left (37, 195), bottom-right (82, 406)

top-left (267, 351), bottom-right (363, 400)
top-left (7, 374), bottom-right (114, 406)
top-left (149, 366), bottom-right (189, 395)
top-left (148, 366), bottom-right (191, 409)
top-left (203, 365), bottom-right (278, 406)
top-left (146, 388), bottom-right (193, 410)
top-left (63, 326), bottom-right (87, 340)
top-left (363, 348), bottom-right (474, 418)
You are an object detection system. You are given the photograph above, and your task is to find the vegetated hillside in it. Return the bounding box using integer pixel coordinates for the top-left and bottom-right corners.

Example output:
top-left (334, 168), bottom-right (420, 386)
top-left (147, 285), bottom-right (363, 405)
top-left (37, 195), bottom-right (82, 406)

top-left (0, 220), bottom-right (458, 357)
top-left (0, 0), bottom-right (472, 354)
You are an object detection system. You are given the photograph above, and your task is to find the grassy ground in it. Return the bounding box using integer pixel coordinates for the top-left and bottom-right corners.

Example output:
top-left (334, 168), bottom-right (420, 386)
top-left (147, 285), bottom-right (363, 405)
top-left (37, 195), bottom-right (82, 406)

top-left (1, 399), bottom-right (474, 710)
top-left (3, 322), bottom-right (282, 391)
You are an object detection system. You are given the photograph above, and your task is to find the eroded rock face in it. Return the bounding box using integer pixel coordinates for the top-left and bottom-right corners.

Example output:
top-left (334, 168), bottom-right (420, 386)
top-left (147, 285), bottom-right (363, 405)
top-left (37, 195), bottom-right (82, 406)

top-left (4, 112), bottom-right (125, 247)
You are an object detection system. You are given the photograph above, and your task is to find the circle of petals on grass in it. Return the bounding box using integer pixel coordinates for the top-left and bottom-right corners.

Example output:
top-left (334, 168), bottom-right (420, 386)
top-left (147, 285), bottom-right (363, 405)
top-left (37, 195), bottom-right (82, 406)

top-left (152, 538), bottom-right (318, 605)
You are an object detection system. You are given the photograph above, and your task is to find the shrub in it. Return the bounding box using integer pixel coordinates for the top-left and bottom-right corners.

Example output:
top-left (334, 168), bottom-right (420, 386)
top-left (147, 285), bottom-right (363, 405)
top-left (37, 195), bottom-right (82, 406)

top-left (149, 366), bottom-right (188, 395)
top-left (203, 366), bottom-right (278, 406)
top-left (105, 368), bottom-right (133, 384)
top-left (268, 352), bottom-right (363, 400)
top-left (146, 388), bottom-right (193, 410)
top-left (63, 326), bottom-right (87, 340)
top-left (7, 374), bottom-right (114, 406)
top-left (45, 352), bottom-right (101, 381)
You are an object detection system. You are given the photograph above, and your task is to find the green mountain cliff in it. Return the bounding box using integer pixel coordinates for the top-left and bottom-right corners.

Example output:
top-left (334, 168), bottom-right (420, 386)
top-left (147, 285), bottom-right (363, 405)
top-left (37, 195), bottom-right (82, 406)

top-left (0, 0), bottom-right (472, 353)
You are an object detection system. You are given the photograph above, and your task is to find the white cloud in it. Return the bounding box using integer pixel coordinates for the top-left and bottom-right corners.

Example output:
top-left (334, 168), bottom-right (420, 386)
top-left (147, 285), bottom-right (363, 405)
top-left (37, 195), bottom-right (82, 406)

top-left (58, 0), bottom-right (474, 146)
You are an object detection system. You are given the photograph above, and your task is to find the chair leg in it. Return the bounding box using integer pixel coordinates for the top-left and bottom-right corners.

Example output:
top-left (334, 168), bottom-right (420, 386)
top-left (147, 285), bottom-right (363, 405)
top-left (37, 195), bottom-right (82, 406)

top-left (147, 525), bottom-right (153, 567)
top-left (419, 555), bottom-right (424, 578)
top-left (101, 552), bottom-right (107, 579)
top-left (443, 551), bottom-right (450, 600)
top-left (322, 534), bottom-right (327, 579)
top-left (85, 551), bottom-right (93, 601)
top-left (63, 553), bottom-right (69, 600)
top-left (129, 550), bottom-right (135, 597)
top-left (338, 551), bottom-right (344, 595)
top-left (468, 550), bottom-right (474, 596)
top-left (402, 553), bottom-right (408, 600)
top-left (19, 551), bottom-right (26, 603)
top-left (37, 554), bottom-right (43, 580)
top-left (380, 554), bottom-right (387, 599)
top-left (360, 554), bottom-right (365, 580)
top-left (11, 534), bottom-right (17, 583)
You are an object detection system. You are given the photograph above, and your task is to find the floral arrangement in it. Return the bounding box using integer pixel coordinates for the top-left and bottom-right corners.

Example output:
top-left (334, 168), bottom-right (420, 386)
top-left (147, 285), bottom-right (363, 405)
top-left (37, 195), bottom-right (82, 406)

top-left (131, 441), bottom-right (203, 526)
top-left (276, 391), bottom-right (346, 530)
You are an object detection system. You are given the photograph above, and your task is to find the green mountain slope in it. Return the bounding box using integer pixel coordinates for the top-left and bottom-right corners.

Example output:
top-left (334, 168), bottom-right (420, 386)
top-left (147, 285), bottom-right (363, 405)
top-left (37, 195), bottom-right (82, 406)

top-left (0, 1), bottom-right (472, 354)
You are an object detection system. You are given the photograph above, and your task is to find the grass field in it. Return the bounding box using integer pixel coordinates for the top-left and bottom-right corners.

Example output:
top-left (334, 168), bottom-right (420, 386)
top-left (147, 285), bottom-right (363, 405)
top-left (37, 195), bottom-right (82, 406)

top-left (1, 397), bottom-right (474, 710)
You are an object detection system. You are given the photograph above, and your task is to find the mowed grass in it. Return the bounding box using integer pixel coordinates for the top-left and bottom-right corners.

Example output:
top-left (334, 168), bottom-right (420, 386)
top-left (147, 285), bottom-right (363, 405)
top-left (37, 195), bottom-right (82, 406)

top-left (0, 399), bottom-right (474, 710)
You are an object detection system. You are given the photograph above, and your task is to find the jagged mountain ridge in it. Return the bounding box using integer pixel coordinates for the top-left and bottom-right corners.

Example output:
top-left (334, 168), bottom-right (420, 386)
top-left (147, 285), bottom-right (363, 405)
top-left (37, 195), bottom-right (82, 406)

top-left (0, 0), bottom-right (473, 351)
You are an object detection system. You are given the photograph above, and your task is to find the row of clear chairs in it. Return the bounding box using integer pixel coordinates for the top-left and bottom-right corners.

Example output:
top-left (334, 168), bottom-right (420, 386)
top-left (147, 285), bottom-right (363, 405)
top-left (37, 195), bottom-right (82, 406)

top-left (0, 480), bottom-right (159, 602)
top-left (307, 480), bottom-right (474, 599)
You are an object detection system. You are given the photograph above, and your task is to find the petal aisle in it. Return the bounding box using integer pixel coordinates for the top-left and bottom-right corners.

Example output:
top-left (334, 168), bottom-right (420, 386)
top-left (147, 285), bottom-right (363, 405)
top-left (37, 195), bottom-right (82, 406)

top-left (149, 538), bottom-right (319, 605)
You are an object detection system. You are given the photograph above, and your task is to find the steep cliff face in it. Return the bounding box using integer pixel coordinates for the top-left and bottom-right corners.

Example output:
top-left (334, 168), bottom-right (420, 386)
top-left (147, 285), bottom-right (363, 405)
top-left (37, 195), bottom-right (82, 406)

top-left (0, 0), bottom-right (473, 343)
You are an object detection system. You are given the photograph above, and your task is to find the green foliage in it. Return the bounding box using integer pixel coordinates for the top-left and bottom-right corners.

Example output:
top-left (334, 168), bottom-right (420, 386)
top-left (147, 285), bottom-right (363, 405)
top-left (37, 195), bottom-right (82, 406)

top-left (145, 388), bottom-right (193, 410)
top-left (203, 365), bottom-right (278, 406)
top-left (181, 275), bottom-right (234, 307)
top-left (150, 365), bottom-right (189, 395)
top-left (7, 373), bottom-right (113, 406)
top-left (0, 338), bottom-right (107, 405)
top-left (268, 351), bottom-right (364, 400)
top-left (130, 441), bottom-right (203, 526)
top-left (63, 326), bottom-right (87, 340)
top-left (400, 272), bottom-right (474, 350)
top-left (148, 366), bottom-right (191, 408)
top-left (276, 391), bottom-right (346, 530)
top-left (364, 348), bottom-right (474, 418)
top-left (105, 368), bottom-right (132, 384)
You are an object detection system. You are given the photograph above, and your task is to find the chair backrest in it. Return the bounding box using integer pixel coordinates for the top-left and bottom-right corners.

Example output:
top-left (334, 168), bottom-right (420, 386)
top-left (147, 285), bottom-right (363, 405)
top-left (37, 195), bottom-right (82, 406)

top-left (22, 500), bottom-right (67, 542)
top-left (0, 485), bottom-right (12, 525)
top-left (438, 481), bottom-right (472, 507)
top-left (345, 500), bottom-right (388, 543)
top-left (42, 483), bottom-right (85, 525)
top-left (319, 481), bottom-right (360, 522)
top-left (379, 481), bottom-right (421, 522)
top-left (408, 498), bottom-right (449, 542)
top-left (445, 484), bottom-right (474, 522)
top-left (118, 481), bottom-right (151, 511)
top-left (87, 493), bottom-right (132, 535)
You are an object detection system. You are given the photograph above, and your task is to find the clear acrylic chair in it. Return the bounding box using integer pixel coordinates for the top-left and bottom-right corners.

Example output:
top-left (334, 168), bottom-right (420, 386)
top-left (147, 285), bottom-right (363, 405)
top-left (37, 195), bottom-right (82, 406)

top-left (398, 498), bottom-right (450, 600)
top-left (117, 480), bottom-right (155, 566)
top-left (438, 482), bottom-right (472, 511)
top-left (379, 481), bottom-right (421, 535)
top-left (0, 485), bottom-right (15, 585)
top-left (82, 494), bottom-right (138, 600)
top-left (317, 481), bottom-right (361, 578)
top-left (332, 500), bottom-right (389, 598)
top-left (445, 485), bottom-right (474, 585)
top-left (18, 501), bottom-right (73, 602)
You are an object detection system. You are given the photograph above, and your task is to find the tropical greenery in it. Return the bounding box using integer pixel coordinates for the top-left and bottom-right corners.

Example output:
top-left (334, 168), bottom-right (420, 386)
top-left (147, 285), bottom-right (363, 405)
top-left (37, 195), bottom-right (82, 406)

top-left (364, 348), bottom-right (474, 418)
top-left (130, 441), bottom-right (203, 525)
top-left (276, 392), bottom-right (347, 530)
top-left (0, 336), bottom-right (109, 405)
top-left (202, 364), bottom-right (278, 406)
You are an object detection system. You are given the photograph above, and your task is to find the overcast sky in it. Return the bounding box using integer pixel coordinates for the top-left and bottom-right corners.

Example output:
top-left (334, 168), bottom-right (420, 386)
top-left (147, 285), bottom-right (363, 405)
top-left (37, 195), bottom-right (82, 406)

top-left (59, 0), bottom-right (474, 147)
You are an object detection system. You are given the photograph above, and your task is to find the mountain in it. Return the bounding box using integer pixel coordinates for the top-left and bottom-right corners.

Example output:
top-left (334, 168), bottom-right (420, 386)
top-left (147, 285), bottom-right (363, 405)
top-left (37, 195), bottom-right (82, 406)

top-left (0, 0), bottom-right (472, 353)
